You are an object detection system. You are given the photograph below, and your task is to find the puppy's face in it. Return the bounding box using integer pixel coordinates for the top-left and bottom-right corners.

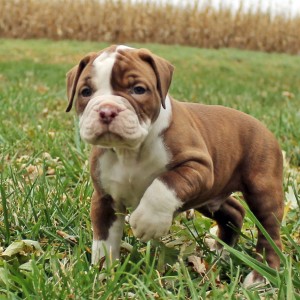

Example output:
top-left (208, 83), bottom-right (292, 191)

top-left (66, 46), bottom-right (174, 149)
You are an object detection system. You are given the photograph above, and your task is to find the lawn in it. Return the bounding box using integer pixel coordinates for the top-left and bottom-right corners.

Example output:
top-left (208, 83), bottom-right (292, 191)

top-left (0, 39), bottom-right (299, 299)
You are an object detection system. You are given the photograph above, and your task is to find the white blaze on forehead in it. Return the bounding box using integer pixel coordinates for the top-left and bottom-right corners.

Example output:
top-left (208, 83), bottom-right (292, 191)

top-left (92, 46), bottom-right (135, 96)
top-left (92, 51), bottom-right (116, 95)
top-left (116, 45), bottom-right (135, 51)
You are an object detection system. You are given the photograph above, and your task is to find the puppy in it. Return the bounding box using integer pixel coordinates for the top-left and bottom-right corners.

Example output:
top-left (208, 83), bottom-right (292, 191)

top-left (66, 45), bottom-right (284, 287)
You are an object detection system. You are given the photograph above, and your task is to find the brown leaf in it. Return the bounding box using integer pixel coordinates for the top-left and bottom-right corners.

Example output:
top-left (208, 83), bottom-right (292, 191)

top-left (56, 230), bottom-right (78, 245)
top-left (187, 255), bottom-right (207, 275)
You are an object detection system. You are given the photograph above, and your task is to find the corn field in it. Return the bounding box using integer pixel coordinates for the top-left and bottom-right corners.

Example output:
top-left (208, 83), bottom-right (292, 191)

top-left (0, 0), bottom-right (299, 54)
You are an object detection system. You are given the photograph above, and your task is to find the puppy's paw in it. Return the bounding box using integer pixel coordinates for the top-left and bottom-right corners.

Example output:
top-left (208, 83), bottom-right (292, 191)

top-left (243, 271), bottom-right (266, 288)
top-left (129, 206), bottom-right (173, 242)
top-left (204, 226), bottom-right (230, 261)
top-left (92, 240), bottom-right (104, 266)
top-left (129, 179), bottom-right (182, 242)
top-left (183, 209), bottom-right (195, 220)
top-left (204, 225), bottom-right (219, 251)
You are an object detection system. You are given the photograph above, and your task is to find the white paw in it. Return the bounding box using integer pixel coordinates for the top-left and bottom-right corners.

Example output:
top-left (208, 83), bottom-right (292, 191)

top-left (183, 209), bottom-right (195, 220)
top-left (92, 240), bottom-right (104, 265)
top-left (130, 207), bottom-right (173, 242)
top-left (91, 216), bottom-right (124, 266)
top-left (129, 179), bottom-right (182, 242)
top-left (243, 271), bottom-right (266, 288)
top-left (204, 226), bottom-right (230, 261)
top-left (205, 225), bottom-right (219, 250)
top-left (205, 237), bottom-right (219, 251)
top-left (92, 239), bottom-right (120, 268)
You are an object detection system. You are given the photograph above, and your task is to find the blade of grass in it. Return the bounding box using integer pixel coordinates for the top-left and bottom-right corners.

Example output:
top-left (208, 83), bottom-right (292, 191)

top-left (0, 184), bottom-right (11, 245)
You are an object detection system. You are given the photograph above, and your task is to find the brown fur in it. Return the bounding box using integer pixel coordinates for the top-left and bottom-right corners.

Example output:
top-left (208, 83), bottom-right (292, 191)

top-left (162, 100), bottom-right (283, 270)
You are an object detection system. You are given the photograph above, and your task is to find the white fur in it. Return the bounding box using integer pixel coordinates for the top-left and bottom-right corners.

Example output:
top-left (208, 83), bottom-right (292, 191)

top-left (92, 51), bottom-right (116, 95)
top-left (92, 45), bottom-right (134, 96)
top-left (243, 270), bottom-right (266, 288)
top-left (205, 225), bottom-right (230, 261)
top-left (205, 225), bottom-right (219, 251)
top-left (141, 95), bottom-right (172, 149)
top-left (116, 45), bottom-right (134, 51)
top-left (129, 178), bottom-right (182, 242)
top-left (92, 215), bottom-right (125, 266)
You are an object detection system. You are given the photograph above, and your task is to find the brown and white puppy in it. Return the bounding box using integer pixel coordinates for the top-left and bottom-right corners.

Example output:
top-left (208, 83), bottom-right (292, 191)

top-left (66, 45), bottom-right (284, 287)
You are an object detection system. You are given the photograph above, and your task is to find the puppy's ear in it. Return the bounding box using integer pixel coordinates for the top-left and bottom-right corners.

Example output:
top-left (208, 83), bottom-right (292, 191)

top-left (66, 53), bottom-right (96, 112)
top-left (138, 49), bottom-right (174, 109)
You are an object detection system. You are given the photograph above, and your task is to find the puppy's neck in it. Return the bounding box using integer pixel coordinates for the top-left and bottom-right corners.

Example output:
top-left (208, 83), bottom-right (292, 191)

top-left (143, 95), bottom-right (172, 145)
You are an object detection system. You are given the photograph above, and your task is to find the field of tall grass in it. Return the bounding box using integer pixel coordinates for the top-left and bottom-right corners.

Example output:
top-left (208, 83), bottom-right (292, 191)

top-left (0, 0), bottom-right (300, 54)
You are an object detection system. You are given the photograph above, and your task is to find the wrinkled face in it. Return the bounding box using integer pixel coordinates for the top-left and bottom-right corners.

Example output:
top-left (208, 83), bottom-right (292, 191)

top-left (66, 45), bottom-right (174, 149)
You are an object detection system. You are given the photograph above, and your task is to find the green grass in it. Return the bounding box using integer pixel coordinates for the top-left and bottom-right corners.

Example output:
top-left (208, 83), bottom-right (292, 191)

top-left (0, 39), bottom-right (299, 299)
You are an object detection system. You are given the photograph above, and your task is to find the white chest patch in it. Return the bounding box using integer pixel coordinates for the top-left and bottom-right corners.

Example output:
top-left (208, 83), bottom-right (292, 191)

top-left (99, 137), bottom-right (169, 209)
top-left (99, 97), bottom-right (173, 209)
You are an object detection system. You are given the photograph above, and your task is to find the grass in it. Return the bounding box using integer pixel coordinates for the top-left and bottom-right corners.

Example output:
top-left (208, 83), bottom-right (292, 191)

top-left (0, 38), bottom-right (299, 299)
top-left (0, 0), bottom-right (300, 54)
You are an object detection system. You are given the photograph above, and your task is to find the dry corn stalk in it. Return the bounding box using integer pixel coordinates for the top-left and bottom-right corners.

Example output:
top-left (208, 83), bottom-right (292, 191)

top-left (0, 0), bottom-right (299, 54)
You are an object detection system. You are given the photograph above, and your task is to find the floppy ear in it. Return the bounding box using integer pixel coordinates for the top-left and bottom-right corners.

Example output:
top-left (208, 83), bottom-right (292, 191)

top-left (138, 49), bottom-right (174, 109)
top-left (66, 53), bottom-right (96, 112)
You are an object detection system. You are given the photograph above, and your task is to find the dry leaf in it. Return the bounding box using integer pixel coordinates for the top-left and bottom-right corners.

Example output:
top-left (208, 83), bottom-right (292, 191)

top-left (1, 240), bottom-right (43, 258)
top-left (187, 255), bottom-right (207, 275)
top-left (57, 230), bottom-right (78, 245)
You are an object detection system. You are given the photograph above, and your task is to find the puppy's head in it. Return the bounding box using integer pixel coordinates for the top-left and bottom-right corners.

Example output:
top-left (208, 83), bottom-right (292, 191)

top-left (66, 45), bottom-right (174, 149)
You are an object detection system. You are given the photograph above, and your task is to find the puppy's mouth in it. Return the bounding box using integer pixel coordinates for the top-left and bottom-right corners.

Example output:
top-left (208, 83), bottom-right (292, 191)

top-left (94, 129), bottom-right (124, 141)
top-left (89, 122), bottom-right (142, 148)
top-left (93, 130), bottom-right (145, 149)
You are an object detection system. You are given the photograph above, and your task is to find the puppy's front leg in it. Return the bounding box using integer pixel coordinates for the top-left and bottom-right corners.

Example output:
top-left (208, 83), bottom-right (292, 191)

top-left (91, 192), bottom-right (125, 267)
top-left (130, 179), bottom-right (181, 242)
top-left (130, 160), bottom-right (213, 241)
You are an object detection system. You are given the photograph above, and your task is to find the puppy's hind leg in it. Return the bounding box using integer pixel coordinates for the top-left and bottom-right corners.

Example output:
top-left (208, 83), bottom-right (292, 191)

top-left (198, 196), bottom-right (246, 252)
top-left (242, 183), bottom-right (284, 288)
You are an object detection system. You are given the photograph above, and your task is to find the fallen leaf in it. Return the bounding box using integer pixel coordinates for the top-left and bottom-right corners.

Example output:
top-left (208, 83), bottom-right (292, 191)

top-left (285, 185), bottom-right (298, 210)
top-left (187, 255), bottom-right (207, 275)
top-left (46, 168), bottom-right (56, 176)
top-left (282, 91), bottom-right (295, 99)
top-left (19, 260), bottom-right (33, 271)
top-left (57, 230), bottom-right (78, 245)
top-left (1, 240), bottom-right (43, 258)
top-left (48, 131), bottom-right (55, 138)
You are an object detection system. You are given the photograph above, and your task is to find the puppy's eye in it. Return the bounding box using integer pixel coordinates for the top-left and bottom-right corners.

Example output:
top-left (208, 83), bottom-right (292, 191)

top-left (80, 87), bottom-right (93, 97)
top-left (132, 86), bottom-right (147, 95)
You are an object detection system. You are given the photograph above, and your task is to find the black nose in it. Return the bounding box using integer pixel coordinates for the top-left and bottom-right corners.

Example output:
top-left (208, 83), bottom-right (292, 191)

top-left (99, 106), bottom-right (119, 124)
